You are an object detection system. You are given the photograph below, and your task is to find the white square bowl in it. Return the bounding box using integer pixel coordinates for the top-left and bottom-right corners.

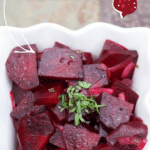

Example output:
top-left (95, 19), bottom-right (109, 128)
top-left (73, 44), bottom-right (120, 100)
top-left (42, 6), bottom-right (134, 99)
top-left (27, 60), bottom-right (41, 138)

top-left (0, 22), bottom-right (150, 150)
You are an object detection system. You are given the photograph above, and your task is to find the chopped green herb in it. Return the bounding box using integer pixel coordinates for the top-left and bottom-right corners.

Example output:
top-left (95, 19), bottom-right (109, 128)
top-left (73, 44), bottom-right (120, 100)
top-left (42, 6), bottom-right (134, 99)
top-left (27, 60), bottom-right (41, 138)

top-left (48, 88), bottom-right (55, 92)
top-left (136, 65), bottom-right (139, 68)
top-left (24, 101), bottom-right (27, 104)
top-left (23, 78), bottom-right (26, 81)
top-left (78, 81), bottom-right (92, 89)
top-left (135, 140), bottom-right (139, 143)
top-left (75, 50), bottom-right (82, 54)
top-left (33, 82), bottom-right (35, 85)
top-left (70, 55), bottom-right (74, 59)
top-left (59, 81), bottom-right (105, 126)
top-left (101, 74), bottom-right (105, 78)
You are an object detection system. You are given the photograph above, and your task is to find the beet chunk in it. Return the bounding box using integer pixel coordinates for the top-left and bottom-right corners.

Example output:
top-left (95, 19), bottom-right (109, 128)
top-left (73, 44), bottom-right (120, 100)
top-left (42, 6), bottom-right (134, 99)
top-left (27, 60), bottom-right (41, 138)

top-left (18, 111), bottom-right (54, 150)
top-left (114, 137), bottom-right (146, 150)
top-left (83, 64), bottom-right (108, 86)
top-left (54, 41), bottom-right (70, 49)
top-left (49, 101), bottom-right (66, 123)
top-left (38, 47), bottom-right (83, 80)
top-left (106, 121), bottom-right (148, 146)
top-left (92, 143), bottom-right (112, 150)
top-left (49, 128), bottom-right (66, 149)
top-left (82, 52), bottom-right (93, 64)
top-left (34, 82), bottom-right (63, 106)
top-left (121, 78), bottom-right (132, 88)
top-left (102, 40), bottom-right (128, 51)
top-left (12, 82), bottom-right (29, 106)
top-left (63, 124), bottom-right (101, 150)
top-left (112, 80), bottom-right (139, 111)
top-left (10, 91), bottom-right (35, 119)
top-left (99, 93), bottom-right (134, 130)
top-left (6, 44), bottom-right (39, 90)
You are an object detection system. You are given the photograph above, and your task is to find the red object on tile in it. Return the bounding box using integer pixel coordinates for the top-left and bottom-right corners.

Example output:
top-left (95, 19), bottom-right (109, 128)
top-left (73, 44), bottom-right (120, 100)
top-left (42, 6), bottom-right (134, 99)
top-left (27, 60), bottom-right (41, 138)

top-left (113, 0), bottom-right (137, 18)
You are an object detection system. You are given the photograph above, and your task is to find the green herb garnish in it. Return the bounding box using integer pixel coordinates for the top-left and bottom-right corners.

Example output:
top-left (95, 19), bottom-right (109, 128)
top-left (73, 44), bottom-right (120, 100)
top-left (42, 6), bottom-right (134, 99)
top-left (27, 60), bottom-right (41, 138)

top-left (70, 55), bottom-right (74, 59)
top-left (48, 88), bottom-right (55, 92)
top-left (75, 50), bottom-right (82, 54)
top-left (135, 140), bottom-right (139, 143)
top-left (136, 65), bottom-right (139, 68)
top-left (23, 78), bottom-right (26, 81)
top-left (59, 81), bottom-right (106, 126)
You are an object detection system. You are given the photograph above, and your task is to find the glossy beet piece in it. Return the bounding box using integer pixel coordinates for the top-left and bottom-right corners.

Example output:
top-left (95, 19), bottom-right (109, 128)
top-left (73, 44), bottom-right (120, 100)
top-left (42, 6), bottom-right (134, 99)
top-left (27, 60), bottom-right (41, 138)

top-left (49, 101), bottom-right (66, 123)
top-left (12, 82), bottom-right (29, 106)
top-left (121, 78), bottom-right (132, 88)
top-left (18, 111), bottom-right (54, 150)
top-left (6, 44), bottom-right (39, 90)
top-left (134, 138), bottom-right (147, 150)
top-left (34, 82), bottom-right (63, 106)
top-left (112, 80), bottom-right (139, 111)
top-left (113, 0), bottom-right (137, 18)
top-left (130, 115), bottom-right (143, 123)
top-left (49, 128), bottom-right (66, 149)
top-left (63, 124), bottom-right (101, 150)
top-left (118, 92), bottom-right (126, 101)
top-left (82, 52), bottom-right (93, 64)
top-left (121, 61), bottom-right (136, 79)
top-left (114, 137), bottom-right (145, 150)
top-left (54, 41), bottom-right (70, 49)
top-left (38, 47), bottom-right (83, 80)
top-left (10, 91), bottom-right (35, 119)
top-left (83, 64), bottom-right (108, 85)
top-left (100, 93), bottom-right (134, 130)
top-left (102, 40), bottom-right (128, 51)
top-left (92, 143), bottom-right (111, 150)
top-left (106, 121), bottom-right (148, 146)
top-left (99, 123), bottom-right (108, 138)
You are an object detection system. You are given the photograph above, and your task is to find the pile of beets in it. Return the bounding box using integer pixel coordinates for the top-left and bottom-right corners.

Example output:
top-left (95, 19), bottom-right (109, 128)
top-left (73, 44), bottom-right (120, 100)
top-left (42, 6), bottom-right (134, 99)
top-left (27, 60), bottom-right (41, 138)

top-left (6, 40), bottom-right (148, 150)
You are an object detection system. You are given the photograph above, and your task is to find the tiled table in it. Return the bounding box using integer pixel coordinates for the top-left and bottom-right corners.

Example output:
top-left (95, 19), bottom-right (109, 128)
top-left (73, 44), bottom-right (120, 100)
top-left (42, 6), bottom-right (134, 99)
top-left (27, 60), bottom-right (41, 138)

top-left (0, 0), bottom-right (149, 29)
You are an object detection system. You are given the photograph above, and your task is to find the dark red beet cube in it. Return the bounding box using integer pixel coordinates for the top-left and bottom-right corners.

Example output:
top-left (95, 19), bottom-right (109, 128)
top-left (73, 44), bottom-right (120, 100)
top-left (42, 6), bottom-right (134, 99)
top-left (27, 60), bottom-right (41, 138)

top-left (54, 41), bottom-right (70, 49)
top-left (112, 80), bottom-right (139, 111)
top-left (102, 40), bottom-right (128, 51)
top-left (34, 82), bottom-right (63, 106)
top-left (99, 123), bottom-right (108, 138)
top-left (49, 101), bottom-right (66, 123)
top-left (83, 64), bottom-right (108, 85)
top-left (92, 143), bottom-right (112, 150)
top-left (12, 82), bottom-right (29, 106)
top-left (38, 47), bottom-right (83, 80)
top-left (114, 137), bottom-right (145, 150)
top-left (106, 121), bottom-right (148, 146)
top-left (10, 91), bottom-right (35, 119)
top-left (49, 128), bottom-right (66, 149)
top-left (6, 44), bottom-right (39, 90)
top-left (63, 124), bottom-right (101, 150)
top-left (66, 79), bottom-right (78, 87)
top-left (18, 111), bottom-right (54, 150)
top-left (82, 52), bottom-right (93, 64)
top-left (99, 93), bottom-right (134, 130)
top-left (130, 115), bottom-right (143, 123)
top-left (121, 78), bottom-right (132, 88)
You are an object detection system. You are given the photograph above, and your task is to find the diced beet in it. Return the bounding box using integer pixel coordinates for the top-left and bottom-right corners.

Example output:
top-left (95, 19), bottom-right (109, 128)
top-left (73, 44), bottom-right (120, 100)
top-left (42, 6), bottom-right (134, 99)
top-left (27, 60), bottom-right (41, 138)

top-left (100, 93), bottom-right (134, 130)
top-left (53, 149), bottom-right (66, 150)
top-left (49, 128), bottom-right (66, 149)
top-left (18, 111), bottom-right (54, 150)
top-left (121, 78), bottom-right (132, 88)
top-left (49, 101), bottom-right (66, 123)
top-left (90, 78), bottom-right (108, 89)
top-left (12, 82), bottom-right (29, 106)
top-left (90, 88), bottom-right (114, 97)
top-left (34, 82), bottom-right (63, 106)
top-left (121, 61), bottom-right (136, 79)
top-left (10, 90), bottom-right (15, 110)
top-left (134, 138), bottom-right (147, 150)
top-left (112, 80), bottom-right (139, 111)
top-left (6, 44), bottom-right (39, 90)
top-left (10, 91), bottom-right (35, 119)
top-left (106, 121), bottom-right (148, 146)
top-left (130, 115), bottom-right (143, 123)
top-left (82, 52), bottom-right (93, 64)
top-left (92, 143), bottom-right (112, 150)
top-left (83, 64), bottom-right (108, 85)
top-left (29, 105), bottom-right (46, 116)
top-left (52, 120), bottom-right (64, 132)
top-left (80, 90), bottom-right (91, 98)
top-left (98, 49), bottom-right (132, 67)
top-left (54, 41), bottom-right (70, 49)
top-left (118, 92), bottom-right (126, 101)
top-left (108, 57), bottom-right (133, 79)
top-left (102, 40), bottom-right (128, 51)
top-left (66, 79), bottom-right (78, 87)
top-left (99, 123), bottom-right (108, 138)
top-left (38, 47), bottom-right (83, 80)
top-left (114, 136), bottom-right (145, 150)
top-left (63, 124), bottom-right (101, 150)
top-left (37, 52), bottom-right (43, 68)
